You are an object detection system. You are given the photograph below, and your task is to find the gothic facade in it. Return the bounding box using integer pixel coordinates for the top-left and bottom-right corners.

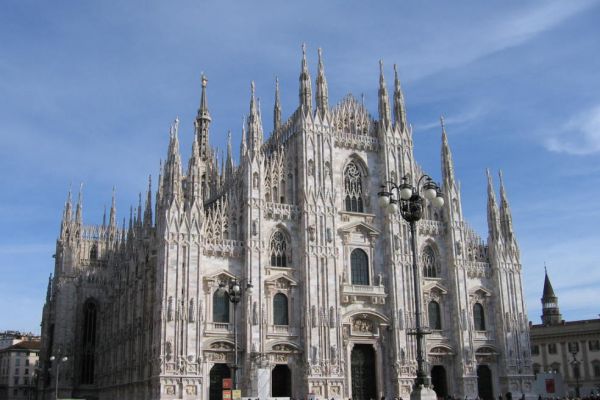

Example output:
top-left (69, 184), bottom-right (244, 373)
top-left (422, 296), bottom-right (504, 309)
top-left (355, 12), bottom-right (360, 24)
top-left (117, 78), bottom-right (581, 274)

top-left (38, 47), bottom-right (535, 400)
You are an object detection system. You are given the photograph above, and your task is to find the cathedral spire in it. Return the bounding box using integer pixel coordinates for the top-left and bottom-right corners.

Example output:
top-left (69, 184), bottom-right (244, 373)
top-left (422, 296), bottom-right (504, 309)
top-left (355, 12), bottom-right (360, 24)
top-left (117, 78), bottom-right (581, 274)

top-left (247, 82), bottom-right (263, 158)
top-left (393, 64), bottom-right (408, 133)
top-left (240, 116), bottom-right (247, 160)
top-left (109, 187), bottom-right (117, 230)
top-left (195, 74), bottom-right (211, 161)
top-left (486, 169), bottom-right (501, 241)
top-left (299, 43), bottom-right (312, 113)
top-left (274, 77), bottom-right (281, 132)
top-left (164, 118), bottom-right (183, 205)
top-left (316, 48), bottom-right (329, 117)
top-left (441, 117), bottom-right (456, 188)
top-left (378, 60), bottom-right (391, 130)
top-left (498, 170), bottom-right (515, 240)
top-left (226, 131), bottom-right (234, 179)
top-left (59, 188), bottom-right (73, 240)
top-left (541, 267), bottom-right (562, 325)
top-left (144, 175), bottom-right (152, 229)
top-left (75, 183), bottom-right (83, 227)
top-left (186, 133), bottom-right (202, 208)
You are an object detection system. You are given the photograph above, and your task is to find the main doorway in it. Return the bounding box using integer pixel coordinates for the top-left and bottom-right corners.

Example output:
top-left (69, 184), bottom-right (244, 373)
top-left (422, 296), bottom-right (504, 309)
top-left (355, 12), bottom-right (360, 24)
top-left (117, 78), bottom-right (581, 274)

top-left (431, 365), bottom-right (448, 398)
top-left (351, 344), bottom-right (377, 400)
top-left (209, 363), bottom-right (231, 400)
top-left (477, 365), bottom-right (494, 400)
top-left (271, 364), bottom-right (292, 397)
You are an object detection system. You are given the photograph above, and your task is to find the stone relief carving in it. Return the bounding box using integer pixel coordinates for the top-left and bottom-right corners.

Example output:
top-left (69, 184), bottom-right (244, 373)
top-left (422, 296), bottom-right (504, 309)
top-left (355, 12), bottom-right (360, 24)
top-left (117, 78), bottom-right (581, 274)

top-left (352, 318), bottom-right (373, 333)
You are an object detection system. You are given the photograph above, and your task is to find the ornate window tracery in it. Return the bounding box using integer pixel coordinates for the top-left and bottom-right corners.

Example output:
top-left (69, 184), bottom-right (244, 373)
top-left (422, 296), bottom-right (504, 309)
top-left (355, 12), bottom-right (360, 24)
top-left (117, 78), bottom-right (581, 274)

top-left (422, 246), bottom-right (437, 278)
top-left (344, 161), bottom-right (364, 213)
top-left (473, 303), bottom-right (485, 331)
top-left (350, 248), bottom-right (369, 285)
top-left (270, 230), bottom-right (288, 267)
top-left (273, 293), bottom-right (289, 325)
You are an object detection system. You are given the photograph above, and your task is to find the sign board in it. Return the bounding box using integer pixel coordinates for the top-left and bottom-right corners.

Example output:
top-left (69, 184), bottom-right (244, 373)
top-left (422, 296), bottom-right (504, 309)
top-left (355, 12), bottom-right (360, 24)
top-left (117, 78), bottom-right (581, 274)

top-left (232, 389), bottom-right (242, 399)
top-left (223, 378), bottom-right (233, 389)
top-left (223, 390), bottom-right (232, 400)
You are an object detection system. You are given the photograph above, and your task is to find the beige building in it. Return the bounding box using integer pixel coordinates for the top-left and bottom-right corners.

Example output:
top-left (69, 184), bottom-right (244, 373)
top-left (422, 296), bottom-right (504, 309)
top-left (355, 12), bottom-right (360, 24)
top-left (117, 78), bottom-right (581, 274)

top-left (0, 339), bottom-right (41, 400)
top-left (530, 271), bottom-right (600, 396)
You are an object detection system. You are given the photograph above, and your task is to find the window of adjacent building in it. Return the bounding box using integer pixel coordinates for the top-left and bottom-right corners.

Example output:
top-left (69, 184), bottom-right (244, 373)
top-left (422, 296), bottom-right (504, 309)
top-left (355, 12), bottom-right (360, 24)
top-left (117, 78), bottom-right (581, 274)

top-left (213, 291), bottom-right (230, 323)
top-left (550, 362), bottom-right (560, 373)
top-left (270, 231), bottom-right (288, 267)
top-left (533, 363), bottom-right (541, 376)
top-left (428, 301), bottom-right (442, 330)
top-left (15, 359), bottom-right (20, 366)
top-left (344, 161), bottom-right (364, 213)
top-left (273, 293), bottom-right (289, 325)
top-left (23, 377), bottom-right (28, 385)
top-left (25, 359), bottom-right (29, 366)
top-left (547, 343), bottom-right (557, 354)
top-left (422, 246), bottom-right (437, 278)
top-left (568, 342), bottom-right (580, 353)
top-left (589, 340), bottom-right (600, 351)
top-left (14, 377), bottom-right (18, 385)
top-left (592, 361), bottom-right (600, 377)
top-left (473, 303), bottom-right (486, 331)
top-left (24, 368), bottom-right (28, 375)
top-left (531, 345), bottom-right (540, 355)
top-left (350, 248), bottom-right (369, 285)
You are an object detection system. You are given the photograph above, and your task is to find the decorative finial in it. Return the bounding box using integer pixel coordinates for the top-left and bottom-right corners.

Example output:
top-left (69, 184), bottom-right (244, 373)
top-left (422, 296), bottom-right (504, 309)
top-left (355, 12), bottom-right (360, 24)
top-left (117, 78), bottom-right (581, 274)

top-left (302, 43), bottom-right (306, 57)
top-left (379, 59), bottom-right (384, 74)
top-left (201, 73), bottom-right (207, 88)
top-left (440, 116), bottom-right (446, 131)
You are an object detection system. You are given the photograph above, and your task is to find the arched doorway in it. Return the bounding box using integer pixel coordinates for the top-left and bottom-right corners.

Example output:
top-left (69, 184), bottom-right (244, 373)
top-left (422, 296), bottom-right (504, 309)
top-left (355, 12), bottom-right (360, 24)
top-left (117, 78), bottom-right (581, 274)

top-left (209, 363), bottom-right (231, 400)
top-left (431, 365), bottom-right (448, 398)
top-left (351, 344), bottom-right (376, 400)
top-left (477, 365), bottom-right (493, 400)
top-left (271, 364), bottom-right (292, 397)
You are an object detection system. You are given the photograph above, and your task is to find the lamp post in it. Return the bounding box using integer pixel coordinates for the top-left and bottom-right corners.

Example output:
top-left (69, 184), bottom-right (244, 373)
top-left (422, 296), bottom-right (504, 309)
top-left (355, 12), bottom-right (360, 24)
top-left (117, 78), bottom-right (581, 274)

top-left (378, 174), bottom-right (444, 400)
top-left (570, 350), bottom-right (581, 398)
top-left (218, 278), bottom-right (253, 391)
top-left (49, 356), bottom-right (68, 400)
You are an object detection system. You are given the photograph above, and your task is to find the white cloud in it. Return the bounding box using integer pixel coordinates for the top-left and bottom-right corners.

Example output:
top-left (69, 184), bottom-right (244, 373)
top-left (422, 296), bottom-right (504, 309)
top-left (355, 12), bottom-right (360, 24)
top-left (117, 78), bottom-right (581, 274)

top-left (545, 105), bottom-right (600, 155)
top-left (414, 106), bottom-right (487, 132)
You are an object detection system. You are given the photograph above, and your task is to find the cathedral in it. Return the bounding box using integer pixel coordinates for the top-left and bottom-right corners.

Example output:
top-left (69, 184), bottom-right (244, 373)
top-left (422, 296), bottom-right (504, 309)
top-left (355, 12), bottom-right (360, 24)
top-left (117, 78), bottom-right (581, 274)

top-left (38, 47), bottom-right (535, 400)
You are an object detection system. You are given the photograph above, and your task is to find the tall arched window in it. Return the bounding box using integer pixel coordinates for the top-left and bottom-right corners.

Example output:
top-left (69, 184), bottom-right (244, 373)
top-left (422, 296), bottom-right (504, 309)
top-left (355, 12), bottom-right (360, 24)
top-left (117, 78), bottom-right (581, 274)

top-left (351, 249), bottom-right (369, 285)
top-left (428, 301), bottom-right (441, 330)
top-left (473, 303), bottom-right (486, 331)
top-left (90, 244), bottom-right (98, 260)
top-left (344, 161), bottom-right (364, 212)
top-left (213, 291), bottom-right (230, 323)
top-left (270, 231), bottom-right (288, 267)
top-left (422, 246), bottom-right (437, 278)
top-left (81, 300), bottom-right (97, 384)
top-left (273, 293), bottom-right (289, 325)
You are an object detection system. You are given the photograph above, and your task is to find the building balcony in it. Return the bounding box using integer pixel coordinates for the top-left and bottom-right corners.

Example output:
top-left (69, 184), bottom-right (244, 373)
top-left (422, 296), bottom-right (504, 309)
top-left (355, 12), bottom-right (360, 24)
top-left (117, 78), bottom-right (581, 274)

top-left (341, 283), bottom-right (386, 305)
top-left (204, 322), bottom-right (232, 335)
top-left (266, 325), bottom-right (298, 337)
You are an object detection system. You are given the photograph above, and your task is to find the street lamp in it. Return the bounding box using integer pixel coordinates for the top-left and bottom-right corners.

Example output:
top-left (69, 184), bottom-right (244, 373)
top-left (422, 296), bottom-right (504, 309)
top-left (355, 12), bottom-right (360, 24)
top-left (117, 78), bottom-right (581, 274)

top-left (570, 350), bottom-right (581, 398)
top-left (378, 173), bottom-right (444, 400)
top-left (217, 278), bottom-right (253, 390)
top-left (49, 356), bottom-right (68, 400)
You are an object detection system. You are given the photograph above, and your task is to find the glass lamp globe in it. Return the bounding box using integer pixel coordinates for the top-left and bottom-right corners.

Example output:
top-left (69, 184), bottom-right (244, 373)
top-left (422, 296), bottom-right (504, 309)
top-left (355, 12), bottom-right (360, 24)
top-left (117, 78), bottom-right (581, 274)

top-left (378, 195), bottom-right (390, 207)
top-left (432, 195), bottom-right (444, 208)
top-left (232, 283), bottom-right (240, 294)
top-left (387, 202), bottom-right (398, 215)
top-left (400, 187), bottom-right (412, 200)
top-left (246, 284), bottom-right (254, 295)
top-left (424, 187), bottom-right (437, 200)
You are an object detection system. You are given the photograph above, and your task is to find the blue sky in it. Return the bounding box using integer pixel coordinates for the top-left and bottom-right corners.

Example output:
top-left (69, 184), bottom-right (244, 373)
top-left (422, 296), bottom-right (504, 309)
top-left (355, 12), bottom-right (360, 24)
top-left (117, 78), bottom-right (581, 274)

top-left (1, 1), bottom-right (599, 332)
